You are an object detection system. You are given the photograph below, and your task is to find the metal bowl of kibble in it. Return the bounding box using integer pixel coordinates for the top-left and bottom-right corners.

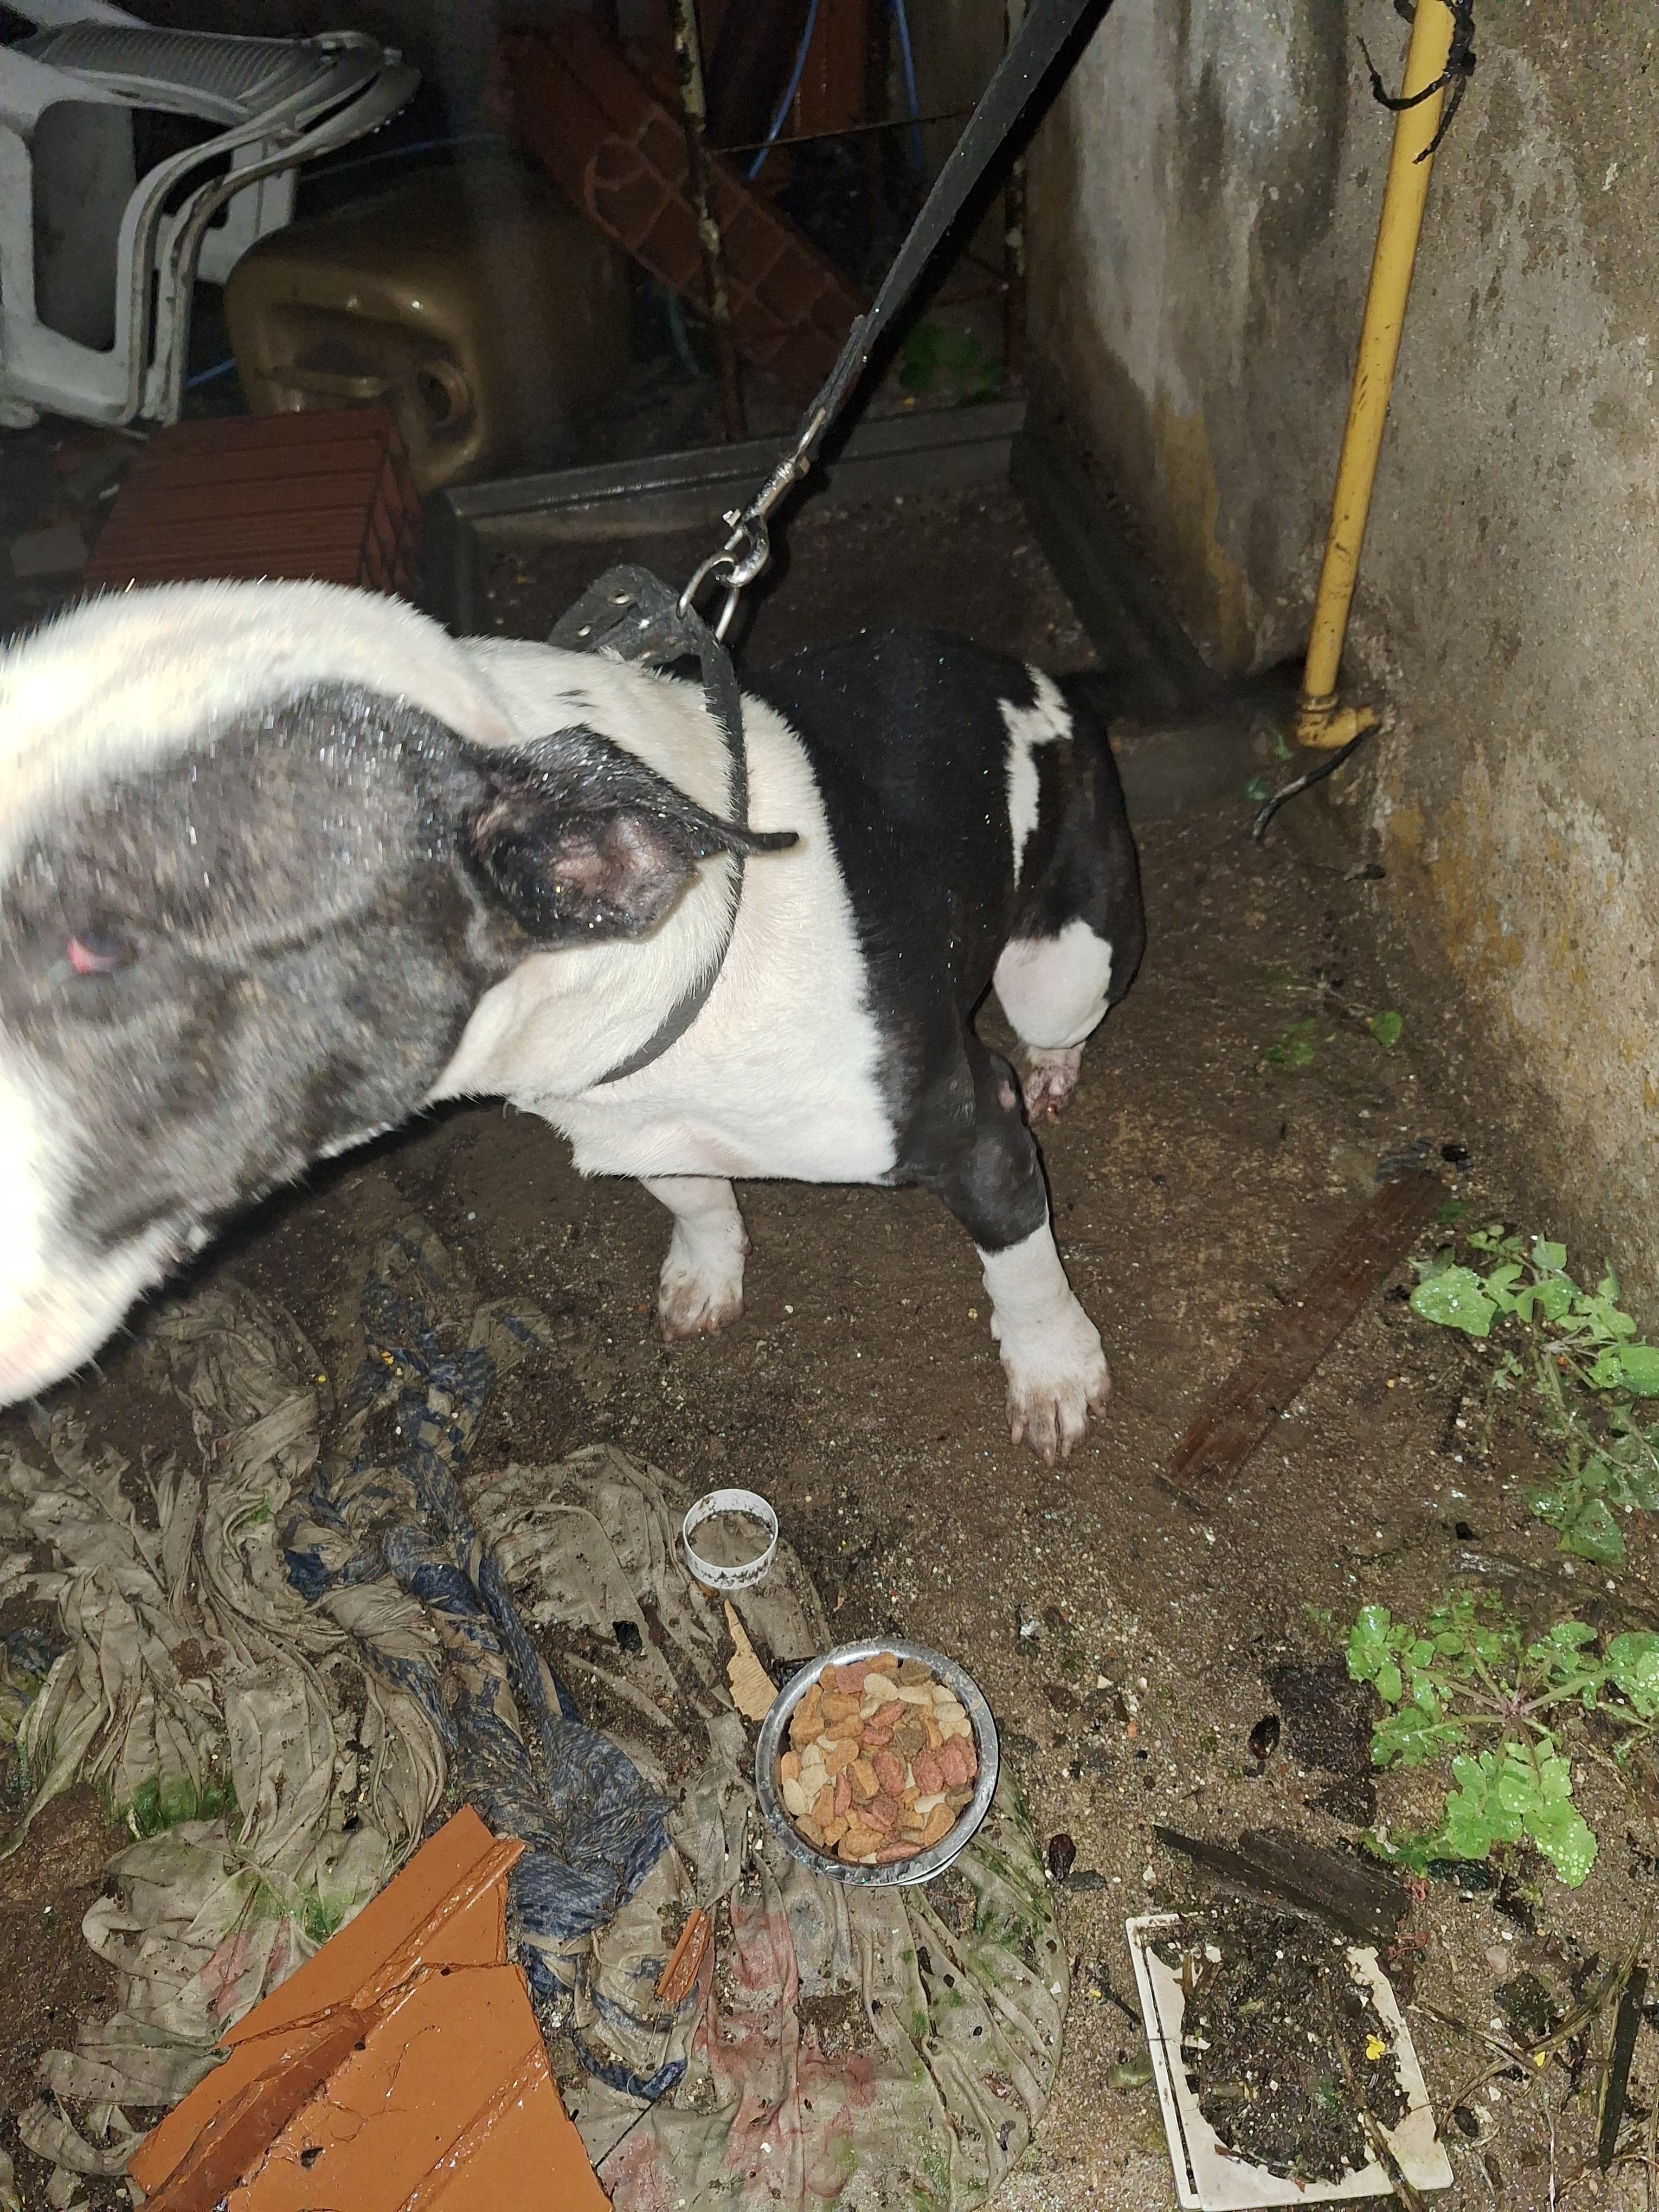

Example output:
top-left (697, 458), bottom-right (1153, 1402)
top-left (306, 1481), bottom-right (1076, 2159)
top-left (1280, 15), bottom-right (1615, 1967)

top-left (755, 1639), bottom-right (999, 1887)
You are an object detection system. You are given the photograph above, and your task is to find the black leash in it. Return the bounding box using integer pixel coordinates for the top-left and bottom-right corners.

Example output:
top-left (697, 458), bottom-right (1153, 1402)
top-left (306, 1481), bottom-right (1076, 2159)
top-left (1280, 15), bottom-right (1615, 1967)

top-left (556, 0), bottom-right (1111, 1085)
top-left (678, 0), bottom-right (1114, 641)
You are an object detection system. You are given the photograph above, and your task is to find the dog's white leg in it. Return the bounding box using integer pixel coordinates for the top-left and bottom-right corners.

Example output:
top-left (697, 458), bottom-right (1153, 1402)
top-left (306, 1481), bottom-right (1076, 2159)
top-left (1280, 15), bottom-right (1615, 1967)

top-left (979, 1216), bottom-right (1110, 1463)
top-left (994, 920), bottom-right (1114, 1123)
top-left (645, 1175), bottom-right (749, 1339)
top-left (918, 1036), bottom-right (1110, 1463)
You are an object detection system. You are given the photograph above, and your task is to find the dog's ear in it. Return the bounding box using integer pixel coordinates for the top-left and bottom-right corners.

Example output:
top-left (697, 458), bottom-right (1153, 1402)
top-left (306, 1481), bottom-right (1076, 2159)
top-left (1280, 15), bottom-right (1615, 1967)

top-left (461, 726), bottom-right (794, 943)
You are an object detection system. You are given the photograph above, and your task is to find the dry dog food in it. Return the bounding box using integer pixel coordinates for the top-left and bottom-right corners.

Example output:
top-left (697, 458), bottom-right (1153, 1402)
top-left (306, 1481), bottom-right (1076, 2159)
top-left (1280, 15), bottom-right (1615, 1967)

top-left (779, 1653), bottom-right (979, 1867)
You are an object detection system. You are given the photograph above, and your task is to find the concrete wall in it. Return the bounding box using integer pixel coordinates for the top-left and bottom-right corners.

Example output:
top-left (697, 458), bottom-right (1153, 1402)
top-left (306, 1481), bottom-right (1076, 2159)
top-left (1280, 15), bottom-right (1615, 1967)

top-left (1027, 0), bottom-right (1659, 1288)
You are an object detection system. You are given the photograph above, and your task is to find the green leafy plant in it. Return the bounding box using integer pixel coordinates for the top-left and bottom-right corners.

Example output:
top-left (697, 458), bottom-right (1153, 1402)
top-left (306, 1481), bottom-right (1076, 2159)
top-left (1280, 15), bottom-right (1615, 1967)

top-left (1347, 1592), bottom-right (1659, 1886)
top-left (1259, 1001), bottom-right (1403, 1069)
top-left (1249, 962), bottom-right (1305, 993)
top-left (1410, 1226), bottom-right (1659, 1562)
top-left (898, 320), bottom-right (1003, 404)
top-left (1264, 1018), bottom-right (1321, 1067)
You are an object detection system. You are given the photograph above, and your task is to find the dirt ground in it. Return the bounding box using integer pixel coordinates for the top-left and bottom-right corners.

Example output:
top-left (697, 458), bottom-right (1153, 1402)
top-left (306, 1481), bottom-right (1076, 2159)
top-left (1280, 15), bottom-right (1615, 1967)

top-left (3, 480), bottom-right (1656, 2209)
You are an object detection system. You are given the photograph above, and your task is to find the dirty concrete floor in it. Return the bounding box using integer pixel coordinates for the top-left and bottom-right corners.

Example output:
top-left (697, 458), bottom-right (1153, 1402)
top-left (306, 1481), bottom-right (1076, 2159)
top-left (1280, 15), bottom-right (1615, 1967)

top-left (3, 483), bottom-right (1657, 2210)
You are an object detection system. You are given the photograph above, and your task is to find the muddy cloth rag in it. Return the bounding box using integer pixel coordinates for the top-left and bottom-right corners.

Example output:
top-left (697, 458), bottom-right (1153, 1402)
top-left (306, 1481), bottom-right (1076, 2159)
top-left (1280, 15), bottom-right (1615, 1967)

top-left (280, 1218), bottom-right (670, 2012)
top-left (0, 1626), bottom-right (55, 1748)
top-left (4, 1218), bottom-right (1066, 2211)
top-left (0, 1279), bottom-right (449, 2187)
top-left (468, 1450), bottom-right (1068, 2212)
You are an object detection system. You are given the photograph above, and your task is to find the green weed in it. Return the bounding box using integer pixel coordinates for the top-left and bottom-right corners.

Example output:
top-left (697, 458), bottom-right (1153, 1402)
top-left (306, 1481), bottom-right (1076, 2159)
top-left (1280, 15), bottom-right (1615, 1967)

top-left (1410, 1226), bottom-right (1659, 1562)
top-left (245, 1872), bottom-right (351, 1946)
top-left (1264, 1018), bottom-right (1321, 1068)
top-left (301, 1891), bottom-right (350, 1946)
top-left (1250, 963), bottom-right (1303, 993)
top-left (898, 321), bottom-right (1003, 404)
top-left (1347, 1590), bottom-right (1659, 1887)
top-left (1261, 1005), bottom-right (1401, 1068)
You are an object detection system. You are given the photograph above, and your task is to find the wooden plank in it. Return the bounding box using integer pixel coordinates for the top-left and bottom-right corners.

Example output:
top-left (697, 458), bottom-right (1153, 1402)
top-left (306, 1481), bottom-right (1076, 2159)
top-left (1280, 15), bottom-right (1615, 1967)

top-left (1162, 1171), bottom-right (1444, 1502)
top-left (1153, 1825), bottom-right (1409, 1946)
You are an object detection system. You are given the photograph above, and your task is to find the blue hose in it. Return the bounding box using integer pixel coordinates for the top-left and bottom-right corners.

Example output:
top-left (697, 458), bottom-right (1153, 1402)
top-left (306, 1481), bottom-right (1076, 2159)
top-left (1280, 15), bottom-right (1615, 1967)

top-left (746, 0), bottom-right (926, 183)
top-left (302, 130), bottom-right (506, 186)
top-left (185, 357), bottom-right (237, 391)
top-left (747, 0), bottom-right (822, 181)
top-left (889, 0), bottom-right (926, 176)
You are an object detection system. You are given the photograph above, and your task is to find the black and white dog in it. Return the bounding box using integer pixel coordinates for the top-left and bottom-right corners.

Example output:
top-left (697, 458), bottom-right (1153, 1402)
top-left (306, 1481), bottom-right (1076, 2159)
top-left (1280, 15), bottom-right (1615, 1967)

top-left (0, 582), bottom-right (1143, 1458)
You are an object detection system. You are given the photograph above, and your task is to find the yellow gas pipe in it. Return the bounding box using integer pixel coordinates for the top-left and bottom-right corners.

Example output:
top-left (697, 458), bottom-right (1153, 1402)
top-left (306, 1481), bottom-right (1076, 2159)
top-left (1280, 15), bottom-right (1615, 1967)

top-left (1295, 1), bottom-right (1456, 750)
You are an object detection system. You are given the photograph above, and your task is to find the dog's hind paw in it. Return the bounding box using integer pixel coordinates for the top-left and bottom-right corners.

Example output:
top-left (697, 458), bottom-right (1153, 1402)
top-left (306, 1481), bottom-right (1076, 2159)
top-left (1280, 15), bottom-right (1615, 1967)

top-left (659, 1276), bottom-right (744, 1339)
top-left (1021, 1045), bottom-right (1083, 1122)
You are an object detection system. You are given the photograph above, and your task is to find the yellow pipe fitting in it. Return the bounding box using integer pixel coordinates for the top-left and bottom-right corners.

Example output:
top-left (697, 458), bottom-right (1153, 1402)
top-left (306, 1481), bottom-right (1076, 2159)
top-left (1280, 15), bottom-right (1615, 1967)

top-left (1296, 0), bottom-right (1457, 750)
top-left (1294, 693), bottom-right (1379, 752)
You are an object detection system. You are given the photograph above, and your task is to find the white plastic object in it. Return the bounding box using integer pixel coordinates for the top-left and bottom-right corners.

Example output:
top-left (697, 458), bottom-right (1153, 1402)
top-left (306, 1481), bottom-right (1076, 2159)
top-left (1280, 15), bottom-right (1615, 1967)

top-left (1126, 1912), bottom-right (1454, 2208)
top-left (681, 1488), bottom-right (779, 1592)
top-left (0, 2), bottom-right (416, 429)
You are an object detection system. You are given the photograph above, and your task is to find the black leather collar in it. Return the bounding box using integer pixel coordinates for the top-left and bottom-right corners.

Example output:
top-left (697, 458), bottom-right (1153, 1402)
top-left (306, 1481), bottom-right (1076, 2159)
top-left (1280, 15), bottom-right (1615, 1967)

top-left (548, 565), bottom-right (757, 1088)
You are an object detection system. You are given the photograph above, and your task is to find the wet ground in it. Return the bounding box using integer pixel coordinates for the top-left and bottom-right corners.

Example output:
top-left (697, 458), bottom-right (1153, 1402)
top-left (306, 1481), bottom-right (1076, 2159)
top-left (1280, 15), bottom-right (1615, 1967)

top-left (3, 479), bottom-right (1657, 2208)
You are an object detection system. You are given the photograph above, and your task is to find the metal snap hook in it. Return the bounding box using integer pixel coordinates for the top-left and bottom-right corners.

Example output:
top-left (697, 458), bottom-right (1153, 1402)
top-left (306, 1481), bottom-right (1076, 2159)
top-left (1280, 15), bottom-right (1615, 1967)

top-left (681, 516), bottom-right (771, 640)
top-left (678, 547), bottom-right (737, 621)
top-left (723, 516), bottom-right (771, 591)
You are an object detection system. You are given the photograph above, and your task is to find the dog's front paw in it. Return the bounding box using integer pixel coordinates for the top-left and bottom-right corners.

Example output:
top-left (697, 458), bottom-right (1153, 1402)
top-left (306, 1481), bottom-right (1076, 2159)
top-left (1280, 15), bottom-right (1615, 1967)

top-left (657, 1224), bottom-right (749, 1340)
top-left (999, 1297), bottom-right (1111, 1463)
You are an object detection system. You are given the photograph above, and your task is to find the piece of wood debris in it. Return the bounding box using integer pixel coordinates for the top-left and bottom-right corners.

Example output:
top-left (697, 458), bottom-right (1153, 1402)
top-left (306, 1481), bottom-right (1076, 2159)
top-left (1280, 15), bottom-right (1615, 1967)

top-left (655, 1907), bottom-right (712, 2009)
top-left (723, 1602), bottom-right (775, 1721)
top-left (1163, 1170), bottom-right (1444, 1501)
top-left (1153, 1823), bottom-right (1410, 1946)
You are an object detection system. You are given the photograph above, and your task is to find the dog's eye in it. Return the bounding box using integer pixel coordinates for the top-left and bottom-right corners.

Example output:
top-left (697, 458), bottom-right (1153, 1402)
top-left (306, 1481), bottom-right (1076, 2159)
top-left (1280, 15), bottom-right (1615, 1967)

top-left (66, 931), bottom-right (136, 976)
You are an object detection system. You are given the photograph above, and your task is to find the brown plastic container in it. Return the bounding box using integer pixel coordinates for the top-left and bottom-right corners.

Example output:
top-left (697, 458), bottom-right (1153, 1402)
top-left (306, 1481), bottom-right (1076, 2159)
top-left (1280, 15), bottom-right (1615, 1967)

top-left (225, 162), bottom-right (631, 496)
top-left (83, 409), bottom-right (421, 595)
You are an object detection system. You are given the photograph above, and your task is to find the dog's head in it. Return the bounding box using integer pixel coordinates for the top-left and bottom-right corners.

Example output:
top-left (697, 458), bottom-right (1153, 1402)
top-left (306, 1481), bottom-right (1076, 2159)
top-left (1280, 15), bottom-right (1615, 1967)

top-left (0, 580), bottom-right (777, 1405)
